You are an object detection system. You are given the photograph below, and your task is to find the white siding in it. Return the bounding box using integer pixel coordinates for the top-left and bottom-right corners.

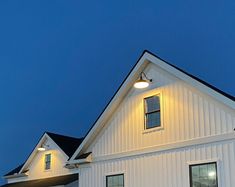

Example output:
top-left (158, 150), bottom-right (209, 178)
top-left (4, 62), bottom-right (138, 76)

top-left (80, 140), bottom-right (235, 187)
top-left (8, 138), bottom-right (75, 183)
top-left (79, 62), bottom-right (235, 187)
top-left (88, 63), bottom-right (235, 157)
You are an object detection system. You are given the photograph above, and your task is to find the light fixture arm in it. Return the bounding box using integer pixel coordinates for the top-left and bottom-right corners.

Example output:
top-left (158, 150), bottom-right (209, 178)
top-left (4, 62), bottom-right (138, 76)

top-left (134, 71), bottom-right (152, 89)
top-left (140, 72), bottom-right (152, 82)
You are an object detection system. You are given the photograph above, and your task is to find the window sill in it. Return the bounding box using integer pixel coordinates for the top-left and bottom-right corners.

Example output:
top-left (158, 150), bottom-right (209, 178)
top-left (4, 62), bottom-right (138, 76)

top-left (44, 169), bottom-right (52, 172)
top-left (142, 126), bottom-right (164, 134)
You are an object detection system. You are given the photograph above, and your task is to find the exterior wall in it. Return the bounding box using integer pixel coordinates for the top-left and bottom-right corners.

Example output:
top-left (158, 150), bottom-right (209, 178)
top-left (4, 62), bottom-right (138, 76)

top-left (79, 139), bottom-right (235, 187)
top-left (7, 138), bottom-right (75, 183)
top-left (79, 62), bottom-right (235, 187)
top-left (88, 63), bottom-right (235, 157)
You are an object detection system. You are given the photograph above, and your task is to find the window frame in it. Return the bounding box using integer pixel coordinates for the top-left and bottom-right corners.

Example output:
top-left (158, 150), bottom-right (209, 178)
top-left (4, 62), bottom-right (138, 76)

top-left (189, 161), bottom-right (218, 187)
top-left (106, 173), bottom-right (124, 187)
top-left (44, 153), bottom-right (51, 171)
top-left (144, 94), bottom-right (162, 130)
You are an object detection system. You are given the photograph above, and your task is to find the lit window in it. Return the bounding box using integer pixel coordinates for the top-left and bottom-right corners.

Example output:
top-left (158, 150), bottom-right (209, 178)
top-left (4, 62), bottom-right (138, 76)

top-left (45, 154), bottom-right (51, 170)
top-left (144, 95), bottom-right (161, 129)
top-left (106, 174), bottom-right (124, 187)
top-left (189, 162), bottom-right (218, 187)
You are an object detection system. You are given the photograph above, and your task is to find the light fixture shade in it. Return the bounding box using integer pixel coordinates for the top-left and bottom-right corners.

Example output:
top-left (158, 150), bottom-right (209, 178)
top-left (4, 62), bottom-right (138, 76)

top-left (37, 147), bottom-right (46, 151)
top-left (134, 79), bottom-right (149, 89)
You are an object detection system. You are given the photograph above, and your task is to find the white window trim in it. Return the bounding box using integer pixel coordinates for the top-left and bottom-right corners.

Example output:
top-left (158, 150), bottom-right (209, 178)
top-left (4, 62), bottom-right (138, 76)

top-left (104, 171), bottom-right (126, 187)
top-left (187, 158), bottom-right (220, 166)
top-left (187, 158), bottom-right (221, 187)
top-left (44, 153), bottom-right (52, 172)
top-left (142, 90), bottom-right (164, 134)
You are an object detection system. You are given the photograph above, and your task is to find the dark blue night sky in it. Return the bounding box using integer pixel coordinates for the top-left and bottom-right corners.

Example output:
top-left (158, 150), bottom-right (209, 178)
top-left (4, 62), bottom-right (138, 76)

top-left (0, 0), bottom-right (234, 184)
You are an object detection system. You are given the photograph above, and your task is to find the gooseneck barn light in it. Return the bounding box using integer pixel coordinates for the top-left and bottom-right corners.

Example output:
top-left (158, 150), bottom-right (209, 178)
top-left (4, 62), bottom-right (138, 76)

top-left (37, 143), bottom-right (49, 151)
top-left (134, 72), bottom-right (152, 89)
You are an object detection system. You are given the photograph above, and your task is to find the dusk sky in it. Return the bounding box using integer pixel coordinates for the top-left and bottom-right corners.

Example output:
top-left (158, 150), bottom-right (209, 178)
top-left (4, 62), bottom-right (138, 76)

top-left (0, 0), bottom-right (234, 184)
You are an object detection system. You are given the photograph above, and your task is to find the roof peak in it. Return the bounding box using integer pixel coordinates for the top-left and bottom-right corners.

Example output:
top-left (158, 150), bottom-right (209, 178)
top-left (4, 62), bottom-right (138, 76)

top-left (45, 131), bottom-right (83, 141)
top-left (143, 50), bottom-right (234, 101)
top-left (70, 50), bottom-right (235, 161)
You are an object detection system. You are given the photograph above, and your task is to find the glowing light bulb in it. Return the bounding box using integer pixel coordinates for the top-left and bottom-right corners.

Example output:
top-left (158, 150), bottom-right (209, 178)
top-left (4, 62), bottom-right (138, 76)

top-left (134, 80), bottom-right (149, 89)
top-left (37, 147), bottom-right (46, 151)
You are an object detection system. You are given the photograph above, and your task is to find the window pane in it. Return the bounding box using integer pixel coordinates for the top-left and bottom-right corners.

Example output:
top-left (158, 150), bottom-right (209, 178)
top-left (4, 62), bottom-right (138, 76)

top-left (45, 154), bottom-right (51, 170)
top-left (107, 174), bottom-right (124, 187)
top-left (144, 95), bottom-right (161, 129)
top-left (145, 96), bottom-right (160, 113)
top-left (118, 175), bottom-right (124, 185)
top-left (107, 177), bottom-right (113, 186)
top-left (192, 166), bottom-right (199, 179)
top-left (45, 162), bottom-right (50, 170)
top-left (190, 163), bottom-right (217, 187)
top-left (45, 154), bottom-right (51, 161)
top-left (146, 112), bottom-right (160, 129)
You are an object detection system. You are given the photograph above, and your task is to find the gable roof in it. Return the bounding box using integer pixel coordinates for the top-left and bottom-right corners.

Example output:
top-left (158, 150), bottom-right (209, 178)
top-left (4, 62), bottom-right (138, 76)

top-left (70, 50), bottom-right (235, 161)
top-left (46, 132), bottom-right (84, 158)
top-left (4, 132), bottom-right (84, 177)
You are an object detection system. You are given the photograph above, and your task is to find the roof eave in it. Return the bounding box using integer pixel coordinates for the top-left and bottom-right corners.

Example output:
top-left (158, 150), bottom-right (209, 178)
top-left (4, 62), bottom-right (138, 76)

top-left (3, 173), bottom-right (28, 179)
top-left (69, 52), bottom-right (150, 161)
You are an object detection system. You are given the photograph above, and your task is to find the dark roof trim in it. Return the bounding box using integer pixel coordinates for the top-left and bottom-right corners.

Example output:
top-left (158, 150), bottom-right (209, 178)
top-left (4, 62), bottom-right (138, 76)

top-left (76, 152), bottom-right (92, 160)
top-left (1, 174), bottom-right (78, 187)
top-left (4, 164), bottom-right (24, 177)
top-left (144, 50), bottom-right (235, 101)
top-left (78, 50), bottom-right (147, 148)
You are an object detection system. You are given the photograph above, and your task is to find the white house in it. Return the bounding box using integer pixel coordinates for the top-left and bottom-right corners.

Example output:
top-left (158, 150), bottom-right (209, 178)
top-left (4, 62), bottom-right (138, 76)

top-left (69, 50), bottom-right (235, 187)
top-left (2, 132), bottom-right (84, 187)
top-left (2, 50), bottom-right (235, 187)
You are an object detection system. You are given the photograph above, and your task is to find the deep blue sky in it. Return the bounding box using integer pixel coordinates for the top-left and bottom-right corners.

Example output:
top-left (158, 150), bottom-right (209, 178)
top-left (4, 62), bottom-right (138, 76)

top-left (0, 0), bottom-right (234, 184)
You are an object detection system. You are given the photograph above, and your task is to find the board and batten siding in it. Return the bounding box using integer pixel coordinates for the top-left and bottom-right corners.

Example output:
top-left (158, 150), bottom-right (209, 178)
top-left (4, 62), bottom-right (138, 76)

top-left (78, 62), bottom-right (235, 187)
top-left (86, 63), bottom-right (235, 157)
top-left (79, 140), bottom-right (235, 187)
top-left (7, 138), bottom-right (76, 184)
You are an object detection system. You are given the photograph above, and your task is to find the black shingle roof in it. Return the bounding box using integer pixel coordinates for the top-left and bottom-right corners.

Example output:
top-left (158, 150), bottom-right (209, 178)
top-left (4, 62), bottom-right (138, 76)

top-left (4, 164), bottom-right (24, 177)
top-left (76, 152), bottom-right (92, 159)
top-left (46, 132), bottom-right (84, 158)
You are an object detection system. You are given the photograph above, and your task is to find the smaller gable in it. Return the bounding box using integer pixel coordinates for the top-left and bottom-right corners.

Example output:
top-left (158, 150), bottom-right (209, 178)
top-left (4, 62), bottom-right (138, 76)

top-left (4, 132), bottom-right (84, 179)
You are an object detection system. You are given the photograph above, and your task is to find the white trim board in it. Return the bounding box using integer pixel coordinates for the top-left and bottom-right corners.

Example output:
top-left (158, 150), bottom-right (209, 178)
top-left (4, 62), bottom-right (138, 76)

top-left (91, 132), bottom-right (235, 163)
